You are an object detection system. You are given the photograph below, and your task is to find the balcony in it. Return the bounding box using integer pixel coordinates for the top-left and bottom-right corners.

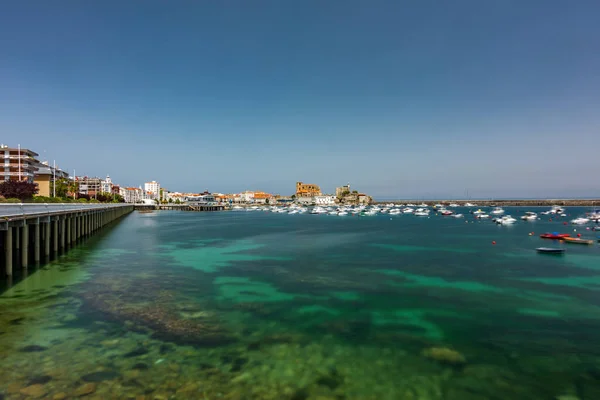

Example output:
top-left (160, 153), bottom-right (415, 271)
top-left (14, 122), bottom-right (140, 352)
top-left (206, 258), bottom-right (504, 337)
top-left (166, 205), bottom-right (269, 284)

top-left (1, 171), bottom-right (35, 177)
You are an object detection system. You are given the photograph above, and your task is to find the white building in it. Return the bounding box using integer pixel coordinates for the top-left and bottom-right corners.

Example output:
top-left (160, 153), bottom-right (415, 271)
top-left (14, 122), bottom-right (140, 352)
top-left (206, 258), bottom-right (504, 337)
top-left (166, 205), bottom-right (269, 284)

top-left (186, 194), bottom-right (216, 205)
top-left (144, 181), bottom-right (160, 199)
top-left (239, 191), bottom-right (255, 203)
top-left (296, 196), bottom-right (314, 205)
top-left (101, 175), bottom-right (113, 194)
top-left (314, 195), bottom-right (336, 206)
top-left (120, 187), bottom-right (143, 203)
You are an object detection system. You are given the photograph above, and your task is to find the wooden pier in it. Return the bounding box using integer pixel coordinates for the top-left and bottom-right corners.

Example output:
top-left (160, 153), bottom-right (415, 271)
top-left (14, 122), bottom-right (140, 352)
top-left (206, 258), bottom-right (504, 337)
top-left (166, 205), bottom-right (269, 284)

top-left (1, 204), bottom-right (133, 277)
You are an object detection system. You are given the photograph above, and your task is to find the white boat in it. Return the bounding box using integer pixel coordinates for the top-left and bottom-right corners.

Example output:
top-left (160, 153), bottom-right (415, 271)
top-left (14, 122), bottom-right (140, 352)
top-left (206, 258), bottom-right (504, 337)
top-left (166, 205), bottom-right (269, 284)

top-left (338, 211), bottom-right (348, 216)
top-left (571, 217), bottom-right (590, 225)
top-left (475, 214), bottom-right (490, 219)
top-left (473, 209), bottom-right (485, 215)
top-left (465, 203), bottom-right (476, 207)
top-left (402, 208), bottom-right (414, 214)
top-left (452, 214), bottom-right (464, 218)
top-left (449, 203), bottom-right (460, 208)
top-left (414, 211), bottom-right (429, 216)
top-left (490, 207), bottom-right (505, 215)
top-left (364, 210), bottom-right (378, 216)
top-left (496, 215), bottom-right (517, 225)
top-left (521, 212), bottom-right (537, 221)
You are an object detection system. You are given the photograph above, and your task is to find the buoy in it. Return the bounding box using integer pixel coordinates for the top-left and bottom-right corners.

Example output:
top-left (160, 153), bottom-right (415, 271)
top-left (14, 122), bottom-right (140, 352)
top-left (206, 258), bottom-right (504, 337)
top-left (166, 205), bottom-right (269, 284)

top-left (577, 233), bottom-right (581, 237)
top-left (549, 219), bottom-right (552, 222)
top-left (563, 222), bottom-right (567, 225)
top-left (492, 241), bottom-right (496, 245)
top-left (528, 232), bottom-right (533, 236)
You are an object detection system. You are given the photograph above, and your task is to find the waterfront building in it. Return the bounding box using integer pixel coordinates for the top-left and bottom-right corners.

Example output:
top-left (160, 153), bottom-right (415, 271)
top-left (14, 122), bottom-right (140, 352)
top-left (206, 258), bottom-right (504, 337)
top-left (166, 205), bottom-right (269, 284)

top-left (120, 186), bottom-right (143, 203)
top-left (296, 196), bottom-right (315, 205)
top-left (1, 144), bottom-right (39, 183)
top-left (34, 161), bottom-right (69, 197)
top-left (76, 176), bottom-right (103, 197)
top-left (296, 182), bottom-right (321, 197)
top-left (314, 195), bottom-right (336, 206)
top-left (101, 175), bottom-right (113, 194)
top-left (336, 184), bottom-right (351, 198)
top-left (144, 181), bottom-right (160, 198)
top-left (253, 191), bottom-right (274, 204)
top-left (239, 191), bottom-right (255, 203)
top-left (185, 194), bottom-right (216, 205)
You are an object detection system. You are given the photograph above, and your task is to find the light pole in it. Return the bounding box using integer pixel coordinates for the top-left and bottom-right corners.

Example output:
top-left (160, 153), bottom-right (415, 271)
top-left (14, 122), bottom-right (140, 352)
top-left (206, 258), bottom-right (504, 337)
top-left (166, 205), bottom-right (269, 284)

top-left (53, 160), bottom-right (56, 197)
top-left (17, 144), bottom-right (21, 180)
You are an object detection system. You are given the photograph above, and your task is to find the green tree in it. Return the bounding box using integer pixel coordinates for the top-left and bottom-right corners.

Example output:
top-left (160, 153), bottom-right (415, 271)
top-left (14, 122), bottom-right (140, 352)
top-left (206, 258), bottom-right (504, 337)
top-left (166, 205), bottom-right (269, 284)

top-left (0, 180), bottom-right (38, 201)
top-left (168, 198), bottom-right (173, 203)
top-left (67, 179), bottom-right (79, 199)
top-left (51, 177), bottom-right (70, 198)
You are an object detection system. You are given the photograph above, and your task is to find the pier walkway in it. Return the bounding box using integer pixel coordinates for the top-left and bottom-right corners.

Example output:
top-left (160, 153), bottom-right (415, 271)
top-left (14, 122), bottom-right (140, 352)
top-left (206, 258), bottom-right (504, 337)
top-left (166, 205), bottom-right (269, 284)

top-left (1, 203), bottom-right (134, 277)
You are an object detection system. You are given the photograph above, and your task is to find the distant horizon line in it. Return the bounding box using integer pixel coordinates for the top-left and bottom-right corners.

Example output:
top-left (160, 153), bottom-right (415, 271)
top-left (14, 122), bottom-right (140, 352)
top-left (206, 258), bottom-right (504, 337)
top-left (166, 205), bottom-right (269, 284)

top-left (374, 197), bottom-right (600, 201)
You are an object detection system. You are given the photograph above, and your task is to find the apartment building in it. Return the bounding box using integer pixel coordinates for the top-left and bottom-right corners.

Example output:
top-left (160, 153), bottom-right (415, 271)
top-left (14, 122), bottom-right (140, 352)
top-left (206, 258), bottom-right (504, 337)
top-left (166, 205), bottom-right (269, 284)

top-left (144, 181), bottom-right (160, 199)
top-left (34, 162), bottom-right (70, 197)
top-left (1, 144), bottom-right (40, 183)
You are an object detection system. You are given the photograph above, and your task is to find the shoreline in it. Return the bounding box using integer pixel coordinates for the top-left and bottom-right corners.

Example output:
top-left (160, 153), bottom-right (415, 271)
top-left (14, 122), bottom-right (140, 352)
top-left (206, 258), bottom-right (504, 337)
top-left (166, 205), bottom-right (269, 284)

top-left (373, 199), bottom-right (600, 207)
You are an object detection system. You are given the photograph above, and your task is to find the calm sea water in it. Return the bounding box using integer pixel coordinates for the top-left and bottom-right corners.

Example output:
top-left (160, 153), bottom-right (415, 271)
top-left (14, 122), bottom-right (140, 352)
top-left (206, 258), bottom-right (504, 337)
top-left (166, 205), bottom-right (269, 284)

top-left (1, 208), bottom-right (600, 399)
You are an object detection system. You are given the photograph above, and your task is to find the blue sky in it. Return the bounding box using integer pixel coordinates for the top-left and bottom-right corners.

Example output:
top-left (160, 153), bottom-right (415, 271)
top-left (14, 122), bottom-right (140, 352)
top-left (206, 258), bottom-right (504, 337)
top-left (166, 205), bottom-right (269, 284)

top-left (1, 0), bottom-right (599, 199)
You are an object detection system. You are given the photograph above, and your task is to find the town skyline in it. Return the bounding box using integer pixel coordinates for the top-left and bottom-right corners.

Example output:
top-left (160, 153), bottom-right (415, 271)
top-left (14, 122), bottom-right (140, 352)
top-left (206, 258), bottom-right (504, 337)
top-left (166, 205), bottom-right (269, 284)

top-left (2, 2), bottom-right (599, 199)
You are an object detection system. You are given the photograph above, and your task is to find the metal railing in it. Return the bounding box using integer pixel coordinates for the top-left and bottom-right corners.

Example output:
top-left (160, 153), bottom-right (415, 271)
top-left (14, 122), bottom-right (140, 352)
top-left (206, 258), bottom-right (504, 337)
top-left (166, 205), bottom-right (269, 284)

top-left (0, 203), bottom-right (130, 218)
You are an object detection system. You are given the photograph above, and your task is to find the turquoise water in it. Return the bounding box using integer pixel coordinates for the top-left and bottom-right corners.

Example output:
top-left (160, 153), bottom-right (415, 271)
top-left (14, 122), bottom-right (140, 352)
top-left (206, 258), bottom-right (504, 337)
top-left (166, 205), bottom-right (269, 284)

top-left (1, 208), bottom-right (600, 399)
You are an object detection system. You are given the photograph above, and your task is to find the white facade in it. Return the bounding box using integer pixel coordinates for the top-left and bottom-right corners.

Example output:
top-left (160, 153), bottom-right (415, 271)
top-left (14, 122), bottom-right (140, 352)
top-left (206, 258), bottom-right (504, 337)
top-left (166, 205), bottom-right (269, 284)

top-left (120, 187), bottom-right (143, 203)
top-left (186, 194), bottom-right (216, 204)
top-left (296, 196), bottom-right (314, 205)
top-left (144, 181), bottom-right (160, 199)
top-left (101, 175), bottom-right (113, 194)
top-left (314, 195), bottom-right (336, 206)
top-left (239, 191), bottom-right (255, 203)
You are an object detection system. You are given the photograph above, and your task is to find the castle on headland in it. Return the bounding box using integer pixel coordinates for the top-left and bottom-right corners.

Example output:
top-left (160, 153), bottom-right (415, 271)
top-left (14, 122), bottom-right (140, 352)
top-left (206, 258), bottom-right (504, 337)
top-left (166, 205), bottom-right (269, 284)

top-left (294, 181), bottom-right (371, 205)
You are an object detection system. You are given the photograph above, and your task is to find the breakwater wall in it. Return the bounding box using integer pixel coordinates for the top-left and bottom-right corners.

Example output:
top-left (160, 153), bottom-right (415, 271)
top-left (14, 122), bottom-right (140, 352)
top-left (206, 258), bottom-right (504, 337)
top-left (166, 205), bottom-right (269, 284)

top-left (0, 204), bottom-right (133, 277)
top-left (374, 199), bottom-right (600, 207)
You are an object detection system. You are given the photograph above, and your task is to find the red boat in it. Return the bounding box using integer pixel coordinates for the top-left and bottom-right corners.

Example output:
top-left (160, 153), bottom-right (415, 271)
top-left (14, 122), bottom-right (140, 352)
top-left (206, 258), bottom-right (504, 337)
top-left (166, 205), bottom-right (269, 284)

top-left (540, 233), bottom-right (571, 239)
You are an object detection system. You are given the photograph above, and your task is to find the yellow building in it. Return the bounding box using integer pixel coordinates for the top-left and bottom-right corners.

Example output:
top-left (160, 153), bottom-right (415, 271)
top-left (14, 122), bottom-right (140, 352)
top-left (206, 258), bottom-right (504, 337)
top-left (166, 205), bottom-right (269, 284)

top-left (33, 162), bottom-right (69, 197)
top-left (296, 181), bottom-right (321, 197)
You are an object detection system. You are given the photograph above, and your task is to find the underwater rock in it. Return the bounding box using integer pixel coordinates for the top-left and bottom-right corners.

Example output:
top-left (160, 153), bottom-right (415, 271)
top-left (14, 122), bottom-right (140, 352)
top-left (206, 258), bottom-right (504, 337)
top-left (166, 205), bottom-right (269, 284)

top-left (79, 280), bottom-right (236, 347)
top-left (123, 347), bottom-right (149, 358)
top-left (81, 370), bottom-right (120, 382)
top-left (27, 375), bottom-right (53, 385)
top-left (19, 384), bottom-right (47, 398)
top-left (73, 383), bottom-right (96, 397)
top-left (422, 347), bottom-right (466, 365)
top-left (132, 362), bottom-right (149, 370)
top-left (20, 345), bottom-right (48, 352)
top-left (314, 366), bottom-right (343, 390)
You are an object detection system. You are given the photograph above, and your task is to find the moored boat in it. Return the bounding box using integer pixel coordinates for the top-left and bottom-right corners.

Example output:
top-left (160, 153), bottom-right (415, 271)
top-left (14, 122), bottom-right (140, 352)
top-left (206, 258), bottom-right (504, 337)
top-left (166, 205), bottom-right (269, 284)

top-left (536, 247), bottom-right (565, 254)
top-left (561, 237), bottom-right (594, 245)
top-left (540, 233), bottom-right (571, 239)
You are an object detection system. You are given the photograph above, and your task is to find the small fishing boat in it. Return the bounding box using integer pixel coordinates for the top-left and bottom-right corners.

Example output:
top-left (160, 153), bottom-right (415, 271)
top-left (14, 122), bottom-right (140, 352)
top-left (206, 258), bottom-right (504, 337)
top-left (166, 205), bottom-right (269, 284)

top-left (561, 237), bottom-right (594, 245)
top-left (540, 233), bottom-right (571, 239)
top-left (536, 247), bottom-right (565, 254)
